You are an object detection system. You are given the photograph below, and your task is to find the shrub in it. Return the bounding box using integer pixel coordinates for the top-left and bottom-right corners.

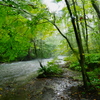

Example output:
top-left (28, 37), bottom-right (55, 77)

top-left (69, 61), bottom-right (81, 71)
top-left (64, 55), bottom-right (78, 63)
top-left (87, 68), bottom-right (100, 87)
top-left (85, 53), bottom-right (100, 71)
top-left (64, 54), bottom-right (82, 71)
top-left (37, 61), bottom-right (63, 78)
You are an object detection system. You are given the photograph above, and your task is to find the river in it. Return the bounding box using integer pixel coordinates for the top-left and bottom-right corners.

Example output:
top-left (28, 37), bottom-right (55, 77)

top-left (0, 56), bottom-right (65, 86)
top-left (0, 56), bottom-right (82, 100)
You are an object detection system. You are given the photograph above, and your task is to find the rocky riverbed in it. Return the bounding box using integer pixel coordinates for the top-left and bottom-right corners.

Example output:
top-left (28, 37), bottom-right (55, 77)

top-left (0, 67), bottom-right (83, 100)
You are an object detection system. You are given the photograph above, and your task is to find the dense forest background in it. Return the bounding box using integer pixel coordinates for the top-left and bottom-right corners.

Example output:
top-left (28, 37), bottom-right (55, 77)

top-left (0, 0), bottom-right (100, 89)
top-left (0, 0), bottom-right (100, 62)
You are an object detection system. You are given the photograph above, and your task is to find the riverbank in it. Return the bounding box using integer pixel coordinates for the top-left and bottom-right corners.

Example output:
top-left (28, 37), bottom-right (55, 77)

top-left (0, 68), bottom-right (100, 100)
top-left (0, 67), bottom-right (82, 100)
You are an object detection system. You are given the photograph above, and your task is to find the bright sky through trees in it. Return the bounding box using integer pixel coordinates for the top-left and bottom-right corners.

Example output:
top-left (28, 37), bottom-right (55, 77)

top-left (42, 0), bottom-right (65, 12)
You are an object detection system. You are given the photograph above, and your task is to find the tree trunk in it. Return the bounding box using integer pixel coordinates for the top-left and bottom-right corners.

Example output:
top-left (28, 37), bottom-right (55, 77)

top-left (64, 0), bottom-right (89, 88)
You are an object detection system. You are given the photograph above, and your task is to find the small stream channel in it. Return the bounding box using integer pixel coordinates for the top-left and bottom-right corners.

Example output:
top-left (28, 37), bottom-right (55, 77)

top-left (0, 56), bottom-right (82, 100)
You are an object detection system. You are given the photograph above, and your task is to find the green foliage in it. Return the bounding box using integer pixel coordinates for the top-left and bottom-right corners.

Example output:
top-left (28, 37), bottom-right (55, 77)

top-left (0, 0), bottom-right (56, 62)
top-left (85, 53), bottom-right (100, 71)
top-left (37, 61), bottom-right (63, 78)
top-left (65, 53), bottom-right (100, 72)
top-left (64, 54), bottom-right (78, 62)
top-left (64, 55), bottom-right (89, 71)
top-left (68, 62), bottom-right (87, 72)
top-left (35, 40), bottom-right (55, 58)
top-left (55, 0), bottom-right (62, 2)
top-left (87, 68), bottom-right (100, 88)
top-left (64, 55), bottom-right (81, 71)
top-left (85, 53), bottom-right (100, 63)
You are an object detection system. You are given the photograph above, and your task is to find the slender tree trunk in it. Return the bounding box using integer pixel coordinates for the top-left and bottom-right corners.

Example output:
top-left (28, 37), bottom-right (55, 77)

top-left (33, 39), bottom-right (38, 58)
top-left (81, 0), bottom-right (89, 54)
top-left (64, 0), bottom-right (88, 88)
top-left (33, 39), bottom-right (45, 71)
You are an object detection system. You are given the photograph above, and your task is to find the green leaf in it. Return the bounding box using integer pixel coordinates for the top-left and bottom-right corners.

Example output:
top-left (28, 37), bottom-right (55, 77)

top-left (56, 0), bottom-right (61, 2)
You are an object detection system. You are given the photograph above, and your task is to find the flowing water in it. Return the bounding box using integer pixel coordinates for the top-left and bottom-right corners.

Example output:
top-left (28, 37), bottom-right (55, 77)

top-left (0, 58), bottom-right (53, 85)
top-left (0, 56), bottom-right (67, 85)
top-left (0, 56), bottom-right (82, 100)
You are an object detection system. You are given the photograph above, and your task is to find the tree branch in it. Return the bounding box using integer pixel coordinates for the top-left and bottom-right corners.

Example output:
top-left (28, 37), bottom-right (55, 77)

top-left (0, 3), bottom-right (34, 17)
top-left (45, 18), bottom-right (77, 56)
top-left (91, 0), bottom-right (100, 19)
top-left (87, 24), bottom-right (99, 34)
